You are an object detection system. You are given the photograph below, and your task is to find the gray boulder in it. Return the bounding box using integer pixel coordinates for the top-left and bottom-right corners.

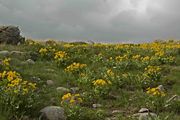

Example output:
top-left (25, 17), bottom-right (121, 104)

top-left (39, 106), bottom-right (66, 120)
top-left (0, 25), bottom-right (25, 45)
top-left (0, 50), bottom-right (10, 56)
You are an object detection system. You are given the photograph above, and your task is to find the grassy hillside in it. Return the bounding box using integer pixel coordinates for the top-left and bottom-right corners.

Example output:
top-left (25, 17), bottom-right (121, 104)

top-left (0, 40), bottom-right (180, 120)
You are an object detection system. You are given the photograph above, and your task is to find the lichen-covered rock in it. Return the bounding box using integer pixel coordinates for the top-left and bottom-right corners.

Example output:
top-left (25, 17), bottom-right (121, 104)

top-left (39, 106), bottom-right (66, 120)
top-left (0, 25), bottom-right (25, 45)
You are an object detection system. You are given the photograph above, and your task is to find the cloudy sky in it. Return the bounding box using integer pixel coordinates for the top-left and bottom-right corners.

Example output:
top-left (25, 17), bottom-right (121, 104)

top-left (0, 0), bottom-right (179, 43)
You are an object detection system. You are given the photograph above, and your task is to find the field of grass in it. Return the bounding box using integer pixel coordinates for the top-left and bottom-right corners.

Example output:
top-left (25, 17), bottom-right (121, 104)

top-left (0, 40), bottom-right (180, 120)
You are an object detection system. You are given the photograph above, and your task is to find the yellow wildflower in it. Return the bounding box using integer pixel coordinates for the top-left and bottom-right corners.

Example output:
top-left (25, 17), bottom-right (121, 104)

top-left (107, 69), bottom-right (114, 76)
top-left (92, 79), bottom-right (111, 86)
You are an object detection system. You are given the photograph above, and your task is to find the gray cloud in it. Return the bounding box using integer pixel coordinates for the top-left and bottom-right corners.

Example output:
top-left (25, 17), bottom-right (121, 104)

top-left (0, 0), bottom-right (180, 43)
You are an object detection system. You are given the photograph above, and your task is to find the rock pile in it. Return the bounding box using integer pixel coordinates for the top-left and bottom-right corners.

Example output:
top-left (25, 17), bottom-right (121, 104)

top-left (0, 25), bottom-right (25, 45)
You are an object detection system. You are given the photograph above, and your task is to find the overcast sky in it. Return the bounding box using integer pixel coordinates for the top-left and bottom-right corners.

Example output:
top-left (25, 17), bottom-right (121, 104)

top-left (0, 0), bottom-right (179, 43)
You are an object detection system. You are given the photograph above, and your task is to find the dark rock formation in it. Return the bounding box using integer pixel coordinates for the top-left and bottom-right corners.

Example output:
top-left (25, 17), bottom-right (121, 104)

top-left (0, 25), bottom-right (25, 45)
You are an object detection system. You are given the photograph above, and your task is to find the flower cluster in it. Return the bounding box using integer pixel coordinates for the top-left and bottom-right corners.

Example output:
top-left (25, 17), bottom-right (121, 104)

top-left (65, 62), bottom-right (87, 72)
top-left (141, 56), bottom-right (151, 62)
top-left (0, 70), bottom-right (36, 95)
top-left (155, 50), bottom-right (165, 57)
top-left (54, 51), bottom-right (67, 61)
top-left (144, 65), bottom-right (161, 80)
top-left (106, 69), bottom-right (115, 77)
top-left (39, 47), bottom-right (56, 56)
top-left (144, 65), bottom-right (161, 74)
top-left (92, 79), bottom-right (111, 86)
top-left (0, 58), bottom-right (11, 70)
top-left (39, 48), bottom-right (48, 55)
top-left (146, 87), bottom-right (165, 96)
top-left (61, 93), bottom-right (83, 105)
top-left (2, 58), bottom-right (11, 66)
top-left (115, 55), bottom-right (128, 62)
top-left (132, 55), bottom-right (141, 60)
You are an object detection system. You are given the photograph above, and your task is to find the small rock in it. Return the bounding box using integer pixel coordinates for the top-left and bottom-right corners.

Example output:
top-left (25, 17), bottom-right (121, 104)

top-left (139, 108), bottom-right (150, 113)
top-left (26, 59), bottom-right (35, 64)
top-left (92, 104), bottom-right (102, 108)
top-left (39, 106), bottom-right (66, 120)
top-left (111, 110), bottom-right (124, 114)
top-left (47, 80), bottom-right (55, 86)
top-left (157, 85), bottom-right (165, 92)
top-left (133, 108), bottom-right (157, 120)
top-left (139, 112), bottom-right (157, 120)
top-left (0, 50), bottom-right (9, 56)
top-left (10, 50), bottom-right (25, 55)
top-left (56, 87), bottom-right (70, 93)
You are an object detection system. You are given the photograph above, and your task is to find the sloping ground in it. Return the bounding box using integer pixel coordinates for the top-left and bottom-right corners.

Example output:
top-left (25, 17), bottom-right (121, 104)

top-left (0, 40), bottom-right (180, 120)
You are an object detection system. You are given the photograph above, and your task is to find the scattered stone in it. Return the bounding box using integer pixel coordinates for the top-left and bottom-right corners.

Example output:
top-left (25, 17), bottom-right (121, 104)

top-left (111, 110), bottom-right (124, 114)
top-left (139, 108), bottom-right (150, 113)
top-left (56, 87), bottom-right (70, 93)
top-left (157, 85), bottom-right (165, 92)
top-left (26, 59), bottom-right (35, 64)
top-left (133, 108), bottom-right (157, 120)
top-left (0, 50), bottom-right (10, 56)
top-left (139, 113), bottom-right (157, 120)
top-left (39, 106), bottom-right (66, 120)
top-left (70, 87), bottom-right (80, 93)
top-left (46, 80), bottom-right (55, 86)
top-left (10, 50), bottom-right (25, 55)
top-left (92, 104), bottom-right (102, 108)
top-left (0, 25), bottom-right (25, 45)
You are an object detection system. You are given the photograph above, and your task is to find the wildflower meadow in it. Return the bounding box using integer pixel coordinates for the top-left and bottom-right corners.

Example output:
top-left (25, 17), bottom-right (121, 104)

top-left (0, 39), bottom-right (180, 120)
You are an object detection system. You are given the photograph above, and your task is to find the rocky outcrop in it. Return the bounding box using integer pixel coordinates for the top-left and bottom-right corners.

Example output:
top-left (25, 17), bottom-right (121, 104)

top-left (0, 25), bottom-right (25, 45)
